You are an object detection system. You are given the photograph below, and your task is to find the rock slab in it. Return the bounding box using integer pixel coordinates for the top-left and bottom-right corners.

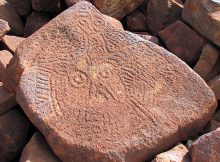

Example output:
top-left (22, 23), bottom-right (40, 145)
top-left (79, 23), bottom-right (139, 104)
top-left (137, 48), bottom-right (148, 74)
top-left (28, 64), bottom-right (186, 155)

top-left (182, 0), bottom-right (220, 47)
top-left (3, 2), bottom-right (217, 162)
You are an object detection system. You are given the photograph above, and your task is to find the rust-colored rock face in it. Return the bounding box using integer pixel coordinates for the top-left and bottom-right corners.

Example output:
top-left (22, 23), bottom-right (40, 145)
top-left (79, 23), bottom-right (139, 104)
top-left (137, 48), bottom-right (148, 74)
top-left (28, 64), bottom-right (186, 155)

top-left (182, 0), bottom-right (220, 47)
top-left (93, 0), bottom-right (145, 19)
top-left (191, 128), bottom-right (220, 162)
top-left (0, 19), bottom-right (10, 40)
top-left (3, 2), bottom-right (217, 162)
top-left (20, 132), bottom-right (61, 162)
top-left (158, 20), bottom-right (207, 66)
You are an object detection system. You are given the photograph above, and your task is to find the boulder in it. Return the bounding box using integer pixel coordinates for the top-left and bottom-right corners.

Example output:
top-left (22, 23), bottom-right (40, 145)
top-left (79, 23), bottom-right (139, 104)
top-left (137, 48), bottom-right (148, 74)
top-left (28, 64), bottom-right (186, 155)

top-left (0, 50), bottom-right (13, 81)
top-left (20, 132), bottom-right (61, 162)
top-left (0, 0), bottom-right (24, 35)
top-left (6, 0), bottom-right (31, 15)
top-left (1, 35), bottom-right (25, 53)
top-left (24, 12), bottom-right (50, 37)
top-left (93, 0), bottom-right (145, 19)
top-left (147, 0), bottom-right (183, 34)
top-left (0, 19), bottom-right (10, 40)
top-left (152, 144), bottom-right (190, 162)
top-left (125, 9), bottom-right (148, 32)
top-left (103, 15), bottom-right (123, 30)
top-left (194, 44), bottom-right (219, 81)
top-left (0, 82), bottom-right (16, 115)
top-left (208, 75), bottom-right (220, 100)
top-left (31, 0), bottom-right (61, 12)
top-left (182, 0), bottom-right (220, 47)
top-left (190, 128), bottom-right (220, 162)
top-left (158, 20), bottom-right (207, 66)
top-left (3, 2), bottom-right (217, 162)
top-left (0, 109), bottom-right (29, 161)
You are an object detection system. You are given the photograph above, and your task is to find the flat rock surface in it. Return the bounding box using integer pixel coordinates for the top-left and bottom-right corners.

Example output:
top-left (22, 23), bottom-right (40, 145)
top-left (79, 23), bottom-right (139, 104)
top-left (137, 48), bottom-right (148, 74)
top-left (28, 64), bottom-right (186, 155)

top-left (3, 2), bottom-right (217, 162)
top-left (182, 0), bottom-right (220, 47)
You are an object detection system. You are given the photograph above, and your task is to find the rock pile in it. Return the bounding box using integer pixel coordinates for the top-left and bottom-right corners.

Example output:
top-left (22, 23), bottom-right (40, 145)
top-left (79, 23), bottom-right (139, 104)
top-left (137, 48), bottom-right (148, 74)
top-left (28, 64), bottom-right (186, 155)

top-left (0, 0), bottom-right (219, 162)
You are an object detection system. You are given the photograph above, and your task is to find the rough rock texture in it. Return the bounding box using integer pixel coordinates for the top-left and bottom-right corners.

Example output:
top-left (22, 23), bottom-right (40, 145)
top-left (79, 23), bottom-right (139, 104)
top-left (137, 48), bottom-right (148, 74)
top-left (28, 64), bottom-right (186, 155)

top-left (24, 12), bottom-right (50, 37)
top-left (190, 128), bottom-right (220, 162)
top-left (93, 0), bottom-right (145, 19)
top-left (136, 33), bottom-right (159, 45)
top-left (0, 19), bottom-right (10, 40)
top-left (0, 82), bottom-right (16, 115)
top-left (3, 2), bottom-right (217, 162)
top-left (31, 0), bottom-right (61, 12)
top-left (158, 20), bottom-right (207, 66)
top-left (194, 44), bottom-right (219, 81)
top-left (182, 0), bottom-right (220, 47)
top-left (20, 132), bottom-right (61, 162)
top-left (0, 50), bottom-right (13, 81)
top-left (65, 0), bottom-right (92, 6)
top-left (209, 75), bottom-right (220, 100)
top-left (6, 0), bottom-right (31, 16)
top-left (152, 144), bottom-right (190, 162)
top-left (1, 35), bottom-right (25, 53)
top-left (125, 9), bottom-right (148, 32)
top-left (0, 0), bottom-right (24, 35)
top-left (103, 15), bottom-right (123, 30)
top-left (147, 0), bottom-right (183, 34)
top-left (0, 109), bottom-right (29, 161)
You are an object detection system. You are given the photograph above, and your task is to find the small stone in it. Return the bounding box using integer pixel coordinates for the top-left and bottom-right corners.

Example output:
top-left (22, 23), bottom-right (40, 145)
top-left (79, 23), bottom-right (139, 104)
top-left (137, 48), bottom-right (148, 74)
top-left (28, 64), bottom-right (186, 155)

top-left (194, 44), bottom-right (219, 81)
top-left (6, 0), bottom-right (31, 16)
top-left (0, 19), bottom-right (10, 40)
top-left (93, 0), bottom-right (145, 19)
top-left (136, 33), bottom-right (159, 44)
top-left (0, 50), bottom-right (13, 81)
top-left (0, 109), bottom-right (29, 161)
top-left (24, 12), bottom-right (50, 37)
top-left (147, 0), bottom-right (183, 34)
top-left (0, 82), bottom-right (16, 115)
top-left (125, 9), bottom-right (148, 32)
top-left (103, 15), bottom-right (123, 30)
top-left (208, 75), bottom-right (220, 100)
top-left (182, 0), bottom-right (220, 47)
top-left (1, 35), bottom-right (25, 53)
top-left (190, 128), bottom-right (220, 162)
top-left (20, 132), bottom-right (61, 162)
top-left (31, 0), bottom-right (61, 12)
top-left (3, 2), bottom-right (217, 161)
top-left (152, 144), bottom-right (190, 162)
top-left (0, 0), bottom-right (24, 35)
top-left (158, 20), bottom-right (207, 66)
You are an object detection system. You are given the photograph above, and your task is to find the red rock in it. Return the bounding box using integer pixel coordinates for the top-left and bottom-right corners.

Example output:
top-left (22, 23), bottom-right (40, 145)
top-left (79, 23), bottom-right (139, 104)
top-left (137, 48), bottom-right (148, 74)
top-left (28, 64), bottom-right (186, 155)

top-left (0, 19), bottom-right (10, 40)
top-left (0, 50), bottom-right (13, 81)
top-left (152, 144), bottom-right (190, 162)
top-left (65, 0), bottom-right (92, 6)
top-left (194, 44), bottom-right (219, 82)
top-left (24, 12), bottom-right (50, 37)
top-left (20, 132), bottom-right (61, 162)
top-left (125, 9), bottom-right (148, 32)
top-left (0, 109), bottom-right (29, 161)
top-left (3, 2), bottom-right (217, 161)
top-left (103, 15), bottom-right (123, 30)
top-left (136, 33), bottom-right (159, 45)
top-left (6, 0), bottom-right (31, 16)
top-left (1, 35), bottom-right (25, 53)
top-left (31, 0), bottom-right (61, 12)
top-left (158, 20), bottom-right (207, 66)
top-left (203, 119), bottom-right (220, 133)
top-left (208, 75), bottom-right (220, 100)
top-left (93, 0), bottom-right (145, 19)
top-left (0, 0), bottom-right (24, 35)
top-left (0, 82), bottom-right (16, 115)
top-left (213, 109), bottom-right (220, 122)
top-left (182, 0), bottom-right (220, 47)
top-left (147, 0), bottom-right (183, 34)
top-left (190, 128), bottom-right (220, 162)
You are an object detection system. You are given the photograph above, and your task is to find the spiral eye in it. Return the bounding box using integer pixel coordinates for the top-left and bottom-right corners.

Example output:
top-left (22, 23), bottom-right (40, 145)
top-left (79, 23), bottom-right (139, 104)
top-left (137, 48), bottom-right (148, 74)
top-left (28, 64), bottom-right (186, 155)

top-left (69, 71), bottom-right (88, 88)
